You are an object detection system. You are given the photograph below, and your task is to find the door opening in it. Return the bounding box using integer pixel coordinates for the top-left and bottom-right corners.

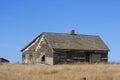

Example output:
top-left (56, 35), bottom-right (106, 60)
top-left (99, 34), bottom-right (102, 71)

top-left (86, 53), bottom-right (90, 62)
top-left (85, 52), bottom-right (92, 63)
top-left (41, 55), bottom-right (45, 62)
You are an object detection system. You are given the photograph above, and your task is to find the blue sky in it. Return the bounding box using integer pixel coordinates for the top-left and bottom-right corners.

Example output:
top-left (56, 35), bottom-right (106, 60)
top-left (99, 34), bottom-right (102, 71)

top-left (0, 0), bottom-right (120, 63)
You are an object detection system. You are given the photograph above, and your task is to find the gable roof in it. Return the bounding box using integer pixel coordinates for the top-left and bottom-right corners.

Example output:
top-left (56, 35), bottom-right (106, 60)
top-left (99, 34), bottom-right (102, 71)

top-left (21, 32), bottom-right (110, 51)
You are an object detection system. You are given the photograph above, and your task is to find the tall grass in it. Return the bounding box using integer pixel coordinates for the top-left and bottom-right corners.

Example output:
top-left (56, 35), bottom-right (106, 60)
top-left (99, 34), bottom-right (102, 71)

top-left (0, 64), bottom-right (120, 80)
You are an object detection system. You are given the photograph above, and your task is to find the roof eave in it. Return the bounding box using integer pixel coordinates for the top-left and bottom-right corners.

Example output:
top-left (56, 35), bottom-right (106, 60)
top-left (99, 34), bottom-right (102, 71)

top-left (21, 32), bottom-right (45, 52)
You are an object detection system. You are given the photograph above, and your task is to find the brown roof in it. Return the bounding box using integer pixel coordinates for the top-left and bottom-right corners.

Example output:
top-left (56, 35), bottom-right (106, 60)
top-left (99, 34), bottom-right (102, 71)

top-left (21, 32), bottom-right (110, 51)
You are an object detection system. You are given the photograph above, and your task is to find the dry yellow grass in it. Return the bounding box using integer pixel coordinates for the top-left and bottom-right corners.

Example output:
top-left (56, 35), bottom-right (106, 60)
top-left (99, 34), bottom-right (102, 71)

top-left (0, 63), bottom-right (120, 80)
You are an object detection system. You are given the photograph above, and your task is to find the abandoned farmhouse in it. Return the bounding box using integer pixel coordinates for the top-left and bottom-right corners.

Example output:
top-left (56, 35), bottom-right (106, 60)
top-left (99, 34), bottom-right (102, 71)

top-left (21, 30), bottom-right (110, 65)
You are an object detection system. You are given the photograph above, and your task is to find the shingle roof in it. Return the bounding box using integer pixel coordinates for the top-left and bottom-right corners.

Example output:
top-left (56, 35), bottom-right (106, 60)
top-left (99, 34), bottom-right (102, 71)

top-left (43, 32), bottom-right (110, 51)
top-left (21, 32), bottom-right (110, 51)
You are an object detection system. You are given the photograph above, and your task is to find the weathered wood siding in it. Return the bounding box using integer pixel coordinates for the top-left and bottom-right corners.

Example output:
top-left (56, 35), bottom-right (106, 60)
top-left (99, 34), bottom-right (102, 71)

top-left (53, 49), bottom-right (85, 64)
top-left (95, 51), bottom-right (108, 62)
top-left (91, 53), bottom-right (101, 63)
top-left (53, 49), bottom-right (108, 64)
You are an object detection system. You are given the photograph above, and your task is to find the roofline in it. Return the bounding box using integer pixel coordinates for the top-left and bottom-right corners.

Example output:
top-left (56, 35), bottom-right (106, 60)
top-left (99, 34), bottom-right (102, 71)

top-left (21, 32), bottom-right (45, 52)
top-left (43, 32), bottom-right (100, 37)
top-left (97, 36), bottom-right (110, 51)
top-left (53, 48), bottom-right (110, 52)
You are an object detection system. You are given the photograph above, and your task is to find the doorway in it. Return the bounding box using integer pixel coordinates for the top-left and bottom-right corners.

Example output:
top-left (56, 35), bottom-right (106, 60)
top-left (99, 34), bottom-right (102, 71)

top-left (85, 52), bottom-right (92, 63)
top-left (86, 53), bottom-right (90, 62)
top-left (41, 55), bottom-right (45, 62)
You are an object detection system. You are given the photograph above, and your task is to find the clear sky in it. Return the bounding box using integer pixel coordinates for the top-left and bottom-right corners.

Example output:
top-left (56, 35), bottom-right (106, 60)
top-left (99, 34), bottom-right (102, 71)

top-left (0, 0), bottom-right (120, 63)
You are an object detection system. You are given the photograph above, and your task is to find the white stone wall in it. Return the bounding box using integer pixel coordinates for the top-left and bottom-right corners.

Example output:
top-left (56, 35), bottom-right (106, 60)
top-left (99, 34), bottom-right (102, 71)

top-left (45, 57), bottom-right (53, 65)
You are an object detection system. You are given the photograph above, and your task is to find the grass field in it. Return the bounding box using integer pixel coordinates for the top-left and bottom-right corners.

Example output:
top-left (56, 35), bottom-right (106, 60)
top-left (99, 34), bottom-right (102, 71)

top-left (0, 63), bottom-right (120, 80)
